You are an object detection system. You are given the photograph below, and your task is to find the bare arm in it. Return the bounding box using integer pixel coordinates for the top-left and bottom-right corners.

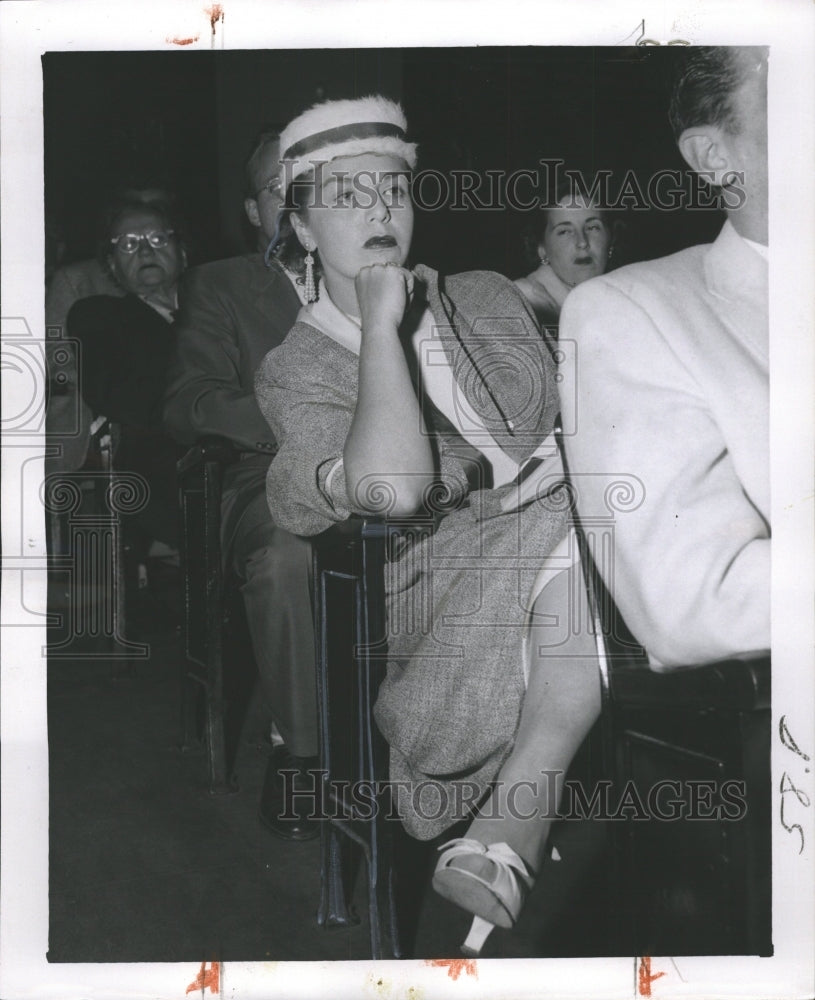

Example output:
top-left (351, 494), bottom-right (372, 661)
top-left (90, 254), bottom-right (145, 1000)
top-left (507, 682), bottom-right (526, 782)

top-left (343, 265), bottom-right (434, 517)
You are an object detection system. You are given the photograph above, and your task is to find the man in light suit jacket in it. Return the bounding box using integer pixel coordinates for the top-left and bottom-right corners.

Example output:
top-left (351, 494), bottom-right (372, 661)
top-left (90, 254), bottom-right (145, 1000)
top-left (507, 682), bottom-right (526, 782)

top-left (163, 131), bottom-right (318, 839)
top-left (560, 47), bottom-right (769, 667)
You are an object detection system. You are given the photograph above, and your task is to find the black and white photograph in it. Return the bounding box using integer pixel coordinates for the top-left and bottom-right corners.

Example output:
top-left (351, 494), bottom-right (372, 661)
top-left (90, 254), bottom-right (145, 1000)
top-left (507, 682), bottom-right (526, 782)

top-left (1, 2), bottom-right (813, 998)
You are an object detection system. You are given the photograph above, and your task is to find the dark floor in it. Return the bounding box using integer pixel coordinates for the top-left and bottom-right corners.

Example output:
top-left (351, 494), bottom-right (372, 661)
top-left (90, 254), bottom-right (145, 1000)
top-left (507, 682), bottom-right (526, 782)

top-left (47, 571), bottom-right (616, 965)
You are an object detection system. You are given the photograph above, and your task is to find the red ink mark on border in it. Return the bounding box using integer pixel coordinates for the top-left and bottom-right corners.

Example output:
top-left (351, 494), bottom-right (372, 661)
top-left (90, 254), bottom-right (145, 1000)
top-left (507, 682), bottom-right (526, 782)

top-left (638, 956), bottom-right (665, 996)
top-left (186, 961), bottom-right (220, 994)
top-left (167, 34), bottom-right (200, 46)
top-left (425, 958), bottom-right (478, 980)
top-left (204, 4), bottom-right (225, 36)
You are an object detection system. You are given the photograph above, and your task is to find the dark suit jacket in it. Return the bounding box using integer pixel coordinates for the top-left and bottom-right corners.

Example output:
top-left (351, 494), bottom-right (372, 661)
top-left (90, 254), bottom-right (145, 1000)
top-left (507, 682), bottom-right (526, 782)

top-left (67, 292), bottom-right (181, 545)
top-left (162, 254), bottom-right (302, 548)
top-left (68, 293), bottom-right (176, 430)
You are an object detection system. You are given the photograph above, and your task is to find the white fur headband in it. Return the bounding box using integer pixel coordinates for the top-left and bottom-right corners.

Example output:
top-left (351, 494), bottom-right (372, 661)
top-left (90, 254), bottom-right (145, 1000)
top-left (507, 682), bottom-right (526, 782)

top-left (279, 95), bottom-right (418, 192)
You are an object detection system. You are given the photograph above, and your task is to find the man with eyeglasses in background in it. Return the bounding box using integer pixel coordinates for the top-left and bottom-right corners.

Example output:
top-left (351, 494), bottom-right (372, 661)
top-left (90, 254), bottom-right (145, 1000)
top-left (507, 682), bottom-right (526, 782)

top-left (163, 129), bottom-right (318, 841)
top-left (46, 186), bottom-right (176, 479)
top-left (66, 195), bottom-right (187, 573)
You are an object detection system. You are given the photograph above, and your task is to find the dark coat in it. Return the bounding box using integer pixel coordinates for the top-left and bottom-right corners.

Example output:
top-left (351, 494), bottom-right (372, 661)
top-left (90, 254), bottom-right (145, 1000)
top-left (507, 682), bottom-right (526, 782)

top-left (67, 293), bottom-right (181, 546)
top-left (162, 254), bottom-right (302, 549)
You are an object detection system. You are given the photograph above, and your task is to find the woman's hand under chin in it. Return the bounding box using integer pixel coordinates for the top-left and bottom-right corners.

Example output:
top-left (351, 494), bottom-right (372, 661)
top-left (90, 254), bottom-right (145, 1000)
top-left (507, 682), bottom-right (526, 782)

top-left (356, 263), bottom-right (415, 332)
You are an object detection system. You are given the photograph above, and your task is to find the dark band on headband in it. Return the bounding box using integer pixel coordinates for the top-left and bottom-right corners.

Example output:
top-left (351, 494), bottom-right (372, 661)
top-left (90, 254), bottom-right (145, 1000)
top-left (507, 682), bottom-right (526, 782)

top-left (283, 121), bottom-right (406, 161)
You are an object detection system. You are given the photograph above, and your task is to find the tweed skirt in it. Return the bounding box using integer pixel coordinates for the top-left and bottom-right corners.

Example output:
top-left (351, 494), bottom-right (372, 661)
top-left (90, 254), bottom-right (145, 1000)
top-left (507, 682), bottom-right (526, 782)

top-left (373, 485), bottom-right (570, 839)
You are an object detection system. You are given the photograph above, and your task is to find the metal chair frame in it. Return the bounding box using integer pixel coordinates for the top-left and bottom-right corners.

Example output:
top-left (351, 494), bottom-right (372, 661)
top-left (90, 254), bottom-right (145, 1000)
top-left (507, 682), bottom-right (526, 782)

top-left (177, 436), bottom-right (239, 795)
top-left (311, 517), bottom-right (403, 960)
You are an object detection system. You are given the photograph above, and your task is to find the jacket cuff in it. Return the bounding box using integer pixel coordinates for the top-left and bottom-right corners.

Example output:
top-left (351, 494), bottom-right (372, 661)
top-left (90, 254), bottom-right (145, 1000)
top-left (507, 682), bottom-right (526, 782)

top-left (317, 456), bottom-right (352, 518)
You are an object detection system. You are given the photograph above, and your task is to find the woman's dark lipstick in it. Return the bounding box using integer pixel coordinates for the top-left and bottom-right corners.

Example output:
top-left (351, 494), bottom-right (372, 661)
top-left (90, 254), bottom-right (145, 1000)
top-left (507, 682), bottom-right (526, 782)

top-left (364, 235), bottom-right (397, 249)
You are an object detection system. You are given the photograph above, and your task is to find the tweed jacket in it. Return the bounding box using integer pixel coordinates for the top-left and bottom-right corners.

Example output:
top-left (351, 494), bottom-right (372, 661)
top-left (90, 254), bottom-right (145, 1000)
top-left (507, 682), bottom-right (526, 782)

top-left (560, 221), bottom-right (769, 667)
top-left (256, 264), bottom-right (561, 536)
top-left (163, 254), bottom-right (302, 546)
top-left (256, 265), bottom-right (570, 838)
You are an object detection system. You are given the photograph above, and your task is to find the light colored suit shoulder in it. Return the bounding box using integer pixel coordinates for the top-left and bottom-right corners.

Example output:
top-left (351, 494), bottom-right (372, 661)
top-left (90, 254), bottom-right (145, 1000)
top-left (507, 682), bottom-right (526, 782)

top-left (568, 241), bottom-right (711, 309)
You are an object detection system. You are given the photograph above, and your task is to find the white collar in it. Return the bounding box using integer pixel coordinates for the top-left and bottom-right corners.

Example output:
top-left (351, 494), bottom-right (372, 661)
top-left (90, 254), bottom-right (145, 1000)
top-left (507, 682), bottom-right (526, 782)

top-left (741, 235), bottom-right (769, 262)
top-left (526, 262), bottom-right (573, 308)
top-left (722, 218), bottom-right (768, 262)
top-left (139, 290), bottom-right (178, 322)
top-left (298, 290), bottom-right (362, 355)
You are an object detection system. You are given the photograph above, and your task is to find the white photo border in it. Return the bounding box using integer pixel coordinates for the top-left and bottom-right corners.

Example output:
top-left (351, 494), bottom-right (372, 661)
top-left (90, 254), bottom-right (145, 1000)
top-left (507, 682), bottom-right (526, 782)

top-left (1, 1), bottom-right (813, 998)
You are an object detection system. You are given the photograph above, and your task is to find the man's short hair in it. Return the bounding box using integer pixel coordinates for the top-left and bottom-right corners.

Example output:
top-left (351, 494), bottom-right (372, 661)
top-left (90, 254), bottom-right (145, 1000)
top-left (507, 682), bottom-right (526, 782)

top-left (668, 46), bottom-right (767, 141)
top-left (244, 128), bottom-right (282, 199)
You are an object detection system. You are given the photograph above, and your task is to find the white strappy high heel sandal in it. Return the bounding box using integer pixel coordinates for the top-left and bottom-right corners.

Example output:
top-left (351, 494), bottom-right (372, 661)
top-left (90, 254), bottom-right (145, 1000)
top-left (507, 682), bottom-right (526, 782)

top-left (432, 838), bottom-right (534, 956)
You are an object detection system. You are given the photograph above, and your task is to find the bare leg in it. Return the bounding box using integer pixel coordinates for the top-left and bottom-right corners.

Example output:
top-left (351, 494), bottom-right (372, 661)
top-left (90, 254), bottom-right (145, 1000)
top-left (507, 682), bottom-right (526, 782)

top-left (443, 563), bottom-right (600, 880)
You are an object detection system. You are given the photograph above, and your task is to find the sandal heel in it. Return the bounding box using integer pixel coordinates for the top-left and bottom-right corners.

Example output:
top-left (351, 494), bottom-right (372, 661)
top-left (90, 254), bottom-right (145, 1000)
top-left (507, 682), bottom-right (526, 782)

top-left (433, 838), bottom-right (534, 937)
top-left (461, 914), bottom-right (495, 956)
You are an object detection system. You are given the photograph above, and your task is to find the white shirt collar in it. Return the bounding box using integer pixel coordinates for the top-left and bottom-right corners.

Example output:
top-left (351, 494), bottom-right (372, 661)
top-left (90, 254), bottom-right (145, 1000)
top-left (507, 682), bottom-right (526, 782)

top-left (742, 235), bottom-right (769, 262)
top-left (725, 219), bottom-right (769, 262)
top-left (298, 290), bottom-right (362, 355)
top-left (139, 290), bottom-right (178, 323)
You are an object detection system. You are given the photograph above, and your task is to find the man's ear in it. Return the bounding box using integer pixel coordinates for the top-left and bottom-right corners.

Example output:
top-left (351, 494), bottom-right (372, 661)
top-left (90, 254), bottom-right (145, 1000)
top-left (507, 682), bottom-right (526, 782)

top-left (677, 127), bottom-right (732, 187)
top-left (244, 197), bottom-right (261, 228)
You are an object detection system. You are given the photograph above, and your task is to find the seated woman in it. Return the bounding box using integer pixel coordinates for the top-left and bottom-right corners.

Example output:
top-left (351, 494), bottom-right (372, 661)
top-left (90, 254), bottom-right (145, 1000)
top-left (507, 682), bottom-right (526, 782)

top-left (514, 177), bottom-right (615, 333)
top-left (254, 97), bottom-right (600, 955)
top-left (67, 196), bottom-right (186, 552)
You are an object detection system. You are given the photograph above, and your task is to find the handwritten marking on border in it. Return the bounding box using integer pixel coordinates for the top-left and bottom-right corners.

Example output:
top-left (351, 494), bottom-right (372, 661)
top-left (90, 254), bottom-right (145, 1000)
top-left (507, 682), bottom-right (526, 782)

top-left (780, 715), bottom-right (811, 761)
top-left (204, 4), bottom-right (225, 37)
top-left (638, 956), bottom-right (665, 996)
top-left (425, 958), bottom-right (478, 980)
top-left (186, 961), bottom-right (220, 995)
top-left (779, 715), bottom-right (812, 856)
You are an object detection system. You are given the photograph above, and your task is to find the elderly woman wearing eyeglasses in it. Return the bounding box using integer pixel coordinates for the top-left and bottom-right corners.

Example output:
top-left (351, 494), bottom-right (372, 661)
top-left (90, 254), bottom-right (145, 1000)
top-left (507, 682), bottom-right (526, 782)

top-left (66, 196), bottom-right (187, 558)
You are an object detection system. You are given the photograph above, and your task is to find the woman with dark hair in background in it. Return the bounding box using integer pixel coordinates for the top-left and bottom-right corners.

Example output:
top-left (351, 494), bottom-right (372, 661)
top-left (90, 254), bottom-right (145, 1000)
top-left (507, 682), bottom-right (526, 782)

top-left (255, 96), bottom-right (600, 956)
top-left (515, 176), bottom-right (616, 333)
top-left (67, 196), bottom-right (186, 561)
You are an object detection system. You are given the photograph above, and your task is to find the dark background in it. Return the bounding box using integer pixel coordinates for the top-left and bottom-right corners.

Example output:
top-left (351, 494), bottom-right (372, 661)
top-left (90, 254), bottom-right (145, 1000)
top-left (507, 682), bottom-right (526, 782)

top-left (43, 47), bottom-right (725, 278)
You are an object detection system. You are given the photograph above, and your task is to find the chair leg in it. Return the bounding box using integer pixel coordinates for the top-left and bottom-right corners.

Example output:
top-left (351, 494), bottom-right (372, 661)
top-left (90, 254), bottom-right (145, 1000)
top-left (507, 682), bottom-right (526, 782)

top-left (109, 535), bottom-right (134, 678)
top-left (318, 822), bottom-right (358, 928)
top-left (367, 812), bottom-right (402, 959)
top-left (179, 675), bottom-right (199, 754)
top-left (204, 664), bottom-right (233, 795)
